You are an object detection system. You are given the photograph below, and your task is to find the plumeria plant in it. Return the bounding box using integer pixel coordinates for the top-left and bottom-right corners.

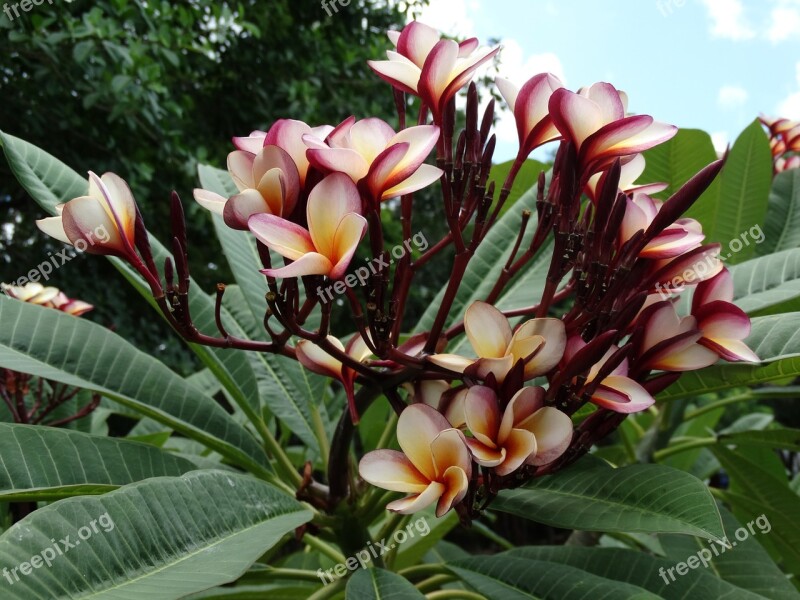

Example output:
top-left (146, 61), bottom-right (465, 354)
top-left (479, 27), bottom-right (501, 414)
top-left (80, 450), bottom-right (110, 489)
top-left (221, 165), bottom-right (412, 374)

top-left (1, 20), bottom-right (799, 600)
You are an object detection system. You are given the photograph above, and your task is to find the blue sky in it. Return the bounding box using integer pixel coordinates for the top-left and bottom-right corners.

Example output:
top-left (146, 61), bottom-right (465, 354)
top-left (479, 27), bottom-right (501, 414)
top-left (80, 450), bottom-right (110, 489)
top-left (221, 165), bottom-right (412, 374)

top-left (414, 0), bottom-right (800, 161)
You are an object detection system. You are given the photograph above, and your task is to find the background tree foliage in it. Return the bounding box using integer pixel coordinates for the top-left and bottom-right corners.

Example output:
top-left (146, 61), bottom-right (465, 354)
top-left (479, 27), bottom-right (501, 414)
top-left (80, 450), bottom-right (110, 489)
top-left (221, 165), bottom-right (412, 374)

top-left (0, 0), bottom-right (439, 373)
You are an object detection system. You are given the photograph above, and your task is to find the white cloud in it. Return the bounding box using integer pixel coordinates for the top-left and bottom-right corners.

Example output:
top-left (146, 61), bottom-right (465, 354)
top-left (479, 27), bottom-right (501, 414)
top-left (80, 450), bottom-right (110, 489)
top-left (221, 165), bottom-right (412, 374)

top-left (414, 0), bottom-right (478, 37)
top-left (717, 85), bottom-right (749, 109)
top-left (778, 62), bottom-right (800, 119)
top-left (767, 0), bottom-right (800, 42)
top-left (711, 131), bottom-right (730, 154)
top-left (701, 0), bottom-right (755, 40)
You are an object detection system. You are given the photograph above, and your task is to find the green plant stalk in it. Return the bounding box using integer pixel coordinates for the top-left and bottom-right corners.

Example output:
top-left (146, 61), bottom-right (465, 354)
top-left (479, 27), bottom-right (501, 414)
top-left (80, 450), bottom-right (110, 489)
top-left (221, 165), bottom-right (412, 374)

top-left (255, 414), bottom-right (303, 490)
top-left (426, 591), bottom-right (485, 600)
top-left (242, 567), bottom-right (324, 583)
top-left (416, 574), bottom-right (458, 592)
top-left (653, 437), bottom-right (717, 461)
top-left (304, 534), bottom-right (347, 565)
top-left (399, 563), bottom-right (452, 581)
top-left (306, 576), bottom-right (345, 600)
top-left (684, 392), bottom-right (753, 420)
top-left (311, 404), bottom-right (331, 466)
top-left (384, 513), bottom-right (413, 568)
top-left (471, 520), bottom-right (514, 550)
top-left (375, 511), bottom-right (407, 545)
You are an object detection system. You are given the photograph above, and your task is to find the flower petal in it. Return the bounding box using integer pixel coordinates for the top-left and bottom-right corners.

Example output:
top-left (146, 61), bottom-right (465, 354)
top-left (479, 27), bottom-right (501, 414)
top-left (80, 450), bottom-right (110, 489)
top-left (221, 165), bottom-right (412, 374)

top-left (513, 317), bottom-right (566, 378)
top-left (498, 386), bottom-right (544, 443)
top-left (464, 386), bottom-right (501, 446)
top-left (436, 466), bottom-right (469, 517)
top-left (495, 428), bottom-right (537, 476)
top-left (431, 428), bottom-right (472, 480)
top-left (522, 407), bottom-right (573, 466)
top-left (329, 212), bottom-right (368, 280)
top-left (549, 88), bottom-right (604, 150)
top-left (307, 173), bottom-right (362, 258)
top-left (61, 196), bottom-right (125, 254)
top-left (248, 214), bottom-right (314, 260)
top-left (592, 376), bottom-right (656, 414)
top-left (359, 449), bottom-right (430, 493)
top-left (193, 189), bottom-right (226, 216)
top-left (387, 481), bottom-right (445, 514)
top-left (223, 189), bottom-right (272, 230)
top-left (295, 337), bottom-right (344, 379)
top-left (428, 353), bottom-right (475, 374)
top-left (381, 164), bottom-right (444, 200)
top-left (35, 215), bottom-right (71, 245)
top-left (397, 404), bottom-right (450, 481)
top-left (465, 301), bottom-right (512, 359)
top-left (227, 151), bottom-right (256, 190)
top-left (260, 252), bottom-right (333, 279)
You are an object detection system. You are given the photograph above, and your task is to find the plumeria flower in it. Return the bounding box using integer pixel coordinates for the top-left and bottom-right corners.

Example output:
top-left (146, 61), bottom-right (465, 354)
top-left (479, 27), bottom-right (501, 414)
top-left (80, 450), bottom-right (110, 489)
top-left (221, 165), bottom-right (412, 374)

top-left (495, 73), bottom-right (564, 158)
top-left (359, 403), bottom-right (471, 517)
top-left (403, 379), bottom-right (452, 408)
top-left (638, 301), bottom-right (719, 371)
top-left (585, 154), bottom-right (667, 203)
top-left (296, 333), bottom-right (371, 421)
top-left (776, 155), bottom-right (800, 173)
top-left (429, 301), bottom-right (566, 383)
top-left (36, 171), bottom-right (137, 259)
top-left (368, 21), bottom-right (499, 122)
top-left (650, 244), bottom-right (723, 294)
top-left (786, 124), bottom-right (800, 152)
top-left (549, 83), bottom-right (677, 177)
top-left (620, 193), bottom-right (705, 259)
top-left (248, 173), bottom-right (367, 279)
top-left (759, 115), bottom-right (799, 136)
top-left (691, 270), bottom-right (759, 362)
top-left (303, 116), bottom-right (442, 203)
top-left (562, 337), bottom-right (654, 413)
top-left (2, 283), bottom-right (93, 316)
top-left (233, 120), bottom-right (335, 187)
top-left (194, 145), bottom-right (300, 230)
top-left (447, 386), bottom-right (572, 475)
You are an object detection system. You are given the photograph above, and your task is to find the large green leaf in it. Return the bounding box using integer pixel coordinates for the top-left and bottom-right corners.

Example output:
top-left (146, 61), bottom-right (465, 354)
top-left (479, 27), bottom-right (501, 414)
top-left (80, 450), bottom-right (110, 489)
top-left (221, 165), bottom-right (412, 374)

top-left (729, 249), bottom-right (800, 314)
top-left (507, 546), bottom-right (780, 600)
top-left (659, 313), bottom-right (800, 401)
top-left (712, 446), bottom-right (800, 577)
top-left (198, 165), bottom-right (326, 454)
top-left (678, 121), bottom-right (773, 264)
top-left (491, 456), bottom-right (724, 540)
top-left (345, 568), bottom-right (425, 599)
top-left (758, 169), bottom-right (800, 256)
top-left (488, 158), bottom-right (549, 219)
top-left (0, 131), bottom-right (263, 436)
top-left (0, 296), bottom-right (269, 477)
top-left (450, 555), bottom-right (659, 599)
top-left (658, 506), bottom-right (800, 600)
top-left (0, 423), bottom-right (196, 501)
top-left (0, 470), bottom-right (312, 599)
top-left (641, 128), bottom-right (719, 202)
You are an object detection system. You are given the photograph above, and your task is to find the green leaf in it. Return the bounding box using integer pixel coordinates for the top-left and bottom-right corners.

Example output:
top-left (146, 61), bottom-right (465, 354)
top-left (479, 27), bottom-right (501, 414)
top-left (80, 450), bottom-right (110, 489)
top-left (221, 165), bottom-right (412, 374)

top-left (0, 296), bottom-right (269, 477)
top-left (658, 506), bottom-right (799, 600)
top-left (641, 129), bottom-right (719, 202)
top-left (729, 249), bottom-right (800, 314)
top-left (491, 456), bottom-right (724, 540)
top-left (345, 568), bottom-right (425, 599)
top-left (659, 313), bottom-right (800, 401)
top-left (0, 423), bottom-right (196, 501)
top-left (712, 445), bottom-right (800, 577)
top-left (0, 131), bottom-right (264, 435)
top-left (757, 169), bottom-right (800, 256)
top-left (488, 158), bottom-right (549, 219)
top-left (507, 546), bottom-right (781, 600)
top-left (0, 471), bottom-right (312, 599)
top-left (719, 427), bottom-right (800, 452)
top-left (680, 120), bottom-right (773, 264)
top-left (198, 165), bottom-right (326, 454)
top-left (450, 555), bottom-right (660, 599)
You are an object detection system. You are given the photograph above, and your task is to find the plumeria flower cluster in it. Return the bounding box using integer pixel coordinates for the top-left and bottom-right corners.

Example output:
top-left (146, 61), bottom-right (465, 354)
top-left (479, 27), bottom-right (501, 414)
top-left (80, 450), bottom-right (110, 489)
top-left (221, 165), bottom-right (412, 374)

top-left (760, 114), bottom-right (800, 174)
top-left (1, 282), bottom-right (93, 316)
top-left (34, 21), bottom-right (758, 521)
top-left (1, 283), bottom-right (100, 427)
